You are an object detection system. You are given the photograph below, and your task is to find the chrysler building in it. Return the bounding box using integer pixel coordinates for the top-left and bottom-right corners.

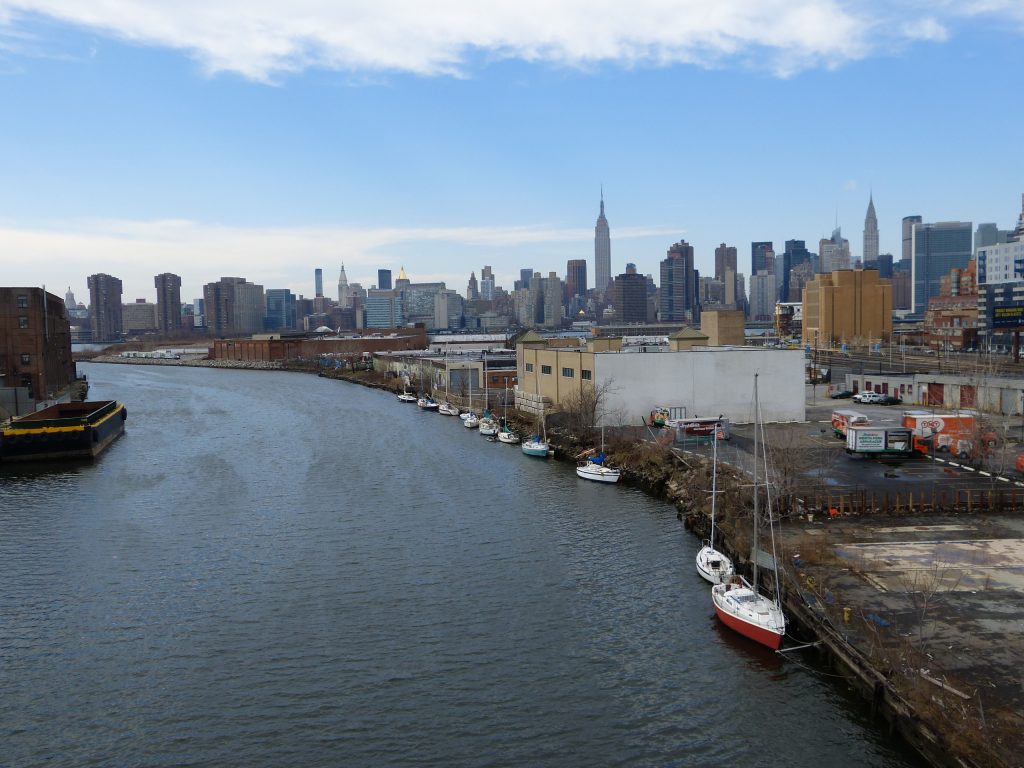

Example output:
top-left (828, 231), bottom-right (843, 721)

top-left (863, 194), bottom-right (879, 264)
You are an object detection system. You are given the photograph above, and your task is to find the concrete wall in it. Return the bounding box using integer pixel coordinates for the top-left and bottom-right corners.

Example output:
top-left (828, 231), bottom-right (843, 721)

top-left (595, 347), bottom-right (805, 425)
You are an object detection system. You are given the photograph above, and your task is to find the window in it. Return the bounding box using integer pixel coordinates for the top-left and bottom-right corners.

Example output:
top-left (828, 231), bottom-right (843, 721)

top-left (562, 367), bottom-right (575, 378)
top-left (541, 365), bottom-right (552, 375)
top-left (581, 369), bottom-right (592, 380)
top-left (18, 316), bottom-right (29, 329)
top-left (16, 294), bottom-right (28, 308)
top-left (525, 363), bottom-right (534, 372)
top-left (21, 354), bottom-right (31, 364)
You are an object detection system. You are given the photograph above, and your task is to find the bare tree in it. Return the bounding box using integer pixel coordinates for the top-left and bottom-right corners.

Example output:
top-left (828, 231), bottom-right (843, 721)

top-left (558, 378), bottom-right (618, 444)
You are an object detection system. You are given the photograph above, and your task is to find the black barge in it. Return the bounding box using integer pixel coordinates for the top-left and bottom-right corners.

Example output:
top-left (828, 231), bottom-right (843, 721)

top-left (0, 400), bottom-right (127, 462)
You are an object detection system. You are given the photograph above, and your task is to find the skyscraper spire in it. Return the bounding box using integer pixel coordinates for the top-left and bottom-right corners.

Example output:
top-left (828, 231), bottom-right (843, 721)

top-left (338, 263), bottom-right (350, 306)
top-left (863, 193), bottom-right (879, 264)
top-left (595, 190), bottom-right (611, 295)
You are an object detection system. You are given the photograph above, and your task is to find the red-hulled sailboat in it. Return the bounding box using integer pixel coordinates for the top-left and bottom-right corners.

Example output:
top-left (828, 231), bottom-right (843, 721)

top-left (711, 374), bottom-right (787, 651)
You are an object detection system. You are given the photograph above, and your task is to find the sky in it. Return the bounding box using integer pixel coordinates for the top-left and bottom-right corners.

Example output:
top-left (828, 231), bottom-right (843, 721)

top-left (1, 1), bottom-right (1022, 304)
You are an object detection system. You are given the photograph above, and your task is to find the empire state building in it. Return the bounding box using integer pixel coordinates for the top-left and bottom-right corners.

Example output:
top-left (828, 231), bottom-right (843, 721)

top-left (595, 193), bottom-right (611, 294)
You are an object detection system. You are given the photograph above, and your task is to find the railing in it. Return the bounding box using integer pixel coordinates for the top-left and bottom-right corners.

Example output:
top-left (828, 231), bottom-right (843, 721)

top-left (800, 487), bottom-right (1024, 517)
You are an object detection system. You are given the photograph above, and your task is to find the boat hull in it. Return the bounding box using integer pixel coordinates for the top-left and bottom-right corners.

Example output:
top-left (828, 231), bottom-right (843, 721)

top-left (575, 463), bottom-right (621, 483)
top-left (711, 582), bottom-right (785, 651)
top-left (695, 545), bottom-right (735, 585)
top-left (0, 400), bottom-right (127, 462)
top-left (520, 438), bottom-right (552, 456)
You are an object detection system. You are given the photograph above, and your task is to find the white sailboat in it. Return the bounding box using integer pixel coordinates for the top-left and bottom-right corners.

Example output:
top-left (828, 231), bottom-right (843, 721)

top-left (438, 347), bottom-right (460, 415)
top-left (479, 411), bottom-right (499, 436)
top-left (695, 428), bottom-right (735, 584)
top-left (521, 404), bottom-right (550, 457)
top-left (576, 424), bottom-right (621, 483)
top-left (711, 374), bottom-right (787, 650)
top-left (497, 387), bottom-right (519, 444)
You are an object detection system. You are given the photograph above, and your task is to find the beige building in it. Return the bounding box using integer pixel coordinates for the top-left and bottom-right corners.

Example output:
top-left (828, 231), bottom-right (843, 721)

top-left (700, 309), bottom-right (745, 346)
top-left (514, 331), bottom-right (805, 424)
top-left (802, 269), bottom-right (892, 347)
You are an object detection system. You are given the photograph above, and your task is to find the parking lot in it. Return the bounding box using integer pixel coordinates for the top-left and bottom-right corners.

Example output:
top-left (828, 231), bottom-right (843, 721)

top-left (675, 387), bottom-right (1024, 501)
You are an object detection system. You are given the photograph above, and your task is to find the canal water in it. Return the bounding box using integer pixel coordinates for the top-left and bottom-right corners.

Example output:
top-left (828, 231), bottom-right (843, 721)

top-left (1, 364), bottom-right (925, 768)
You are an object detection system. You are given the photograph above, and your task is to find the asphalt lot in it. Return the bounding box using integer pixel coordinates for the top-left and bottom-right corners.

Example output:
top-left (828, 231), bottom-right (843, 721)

top-left (675, 386), bottom-right (1024, 498)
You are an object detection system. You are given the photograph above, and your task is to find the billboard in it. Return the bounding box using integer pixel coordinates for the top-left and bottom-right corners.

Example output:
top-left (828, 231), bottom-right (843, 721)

top-left (991, 303), bottom-right (1024, 329)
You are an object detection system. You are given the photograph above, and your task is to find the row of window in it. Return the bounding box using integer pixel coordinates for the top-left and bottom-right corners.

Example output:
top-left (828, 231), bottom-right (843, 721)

top-left (524, 362), bottom-right (592, 380)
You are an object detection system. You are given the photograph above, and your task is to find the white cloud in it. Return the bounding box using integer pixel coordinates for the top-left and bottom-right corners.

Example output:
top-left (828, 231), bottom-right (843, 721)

top-left (0, 217), bottom-right (678, 300)
top-left (0, 0), bottom-right (984, 81)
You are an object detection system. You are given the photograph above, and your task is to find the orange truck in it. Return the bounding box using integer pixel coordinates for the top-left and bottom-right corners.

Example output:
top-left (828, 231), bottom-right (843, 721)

top-left (901, 411), bottom-right (996, 459)
top-left (831, 409), bottom-right (869, 439)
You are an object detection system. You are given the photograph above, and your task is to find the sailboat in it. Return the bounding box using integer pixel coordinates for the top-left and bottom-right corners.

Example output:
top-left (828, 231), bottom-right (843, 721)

top-left (438, 346), bottom-right (460, 415)
top-left (695, 428), bottom-right (736, 584)
top-left (576, 424), bottom-right (622, 483)
top-left (711, 374), bottom-right (787, 651)
top-left (497, 387), bottom-right (519, 444)
top-left (521, 405), bottom-right (550, 457)
top-left (479, 409), bottom-right (499, 437)
top-left (459, 362), bottom-right (479, 424)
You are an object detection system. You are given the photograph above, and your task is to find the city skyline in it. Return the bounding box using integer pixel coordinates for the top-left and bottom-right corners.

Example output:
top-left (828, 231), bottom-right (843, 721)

top-left (2, 3), bottom-right (1022, 301)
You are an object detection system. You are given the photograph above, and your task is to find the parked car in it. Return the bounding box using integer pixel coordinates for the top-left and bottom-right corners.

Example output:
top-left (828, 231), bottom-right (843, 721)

top-left (853, 391), bottom-right (884, 404)
top-left (830, 389), bottom-right (854, 399)
top-left (878, 395), bottom-right (903, 405)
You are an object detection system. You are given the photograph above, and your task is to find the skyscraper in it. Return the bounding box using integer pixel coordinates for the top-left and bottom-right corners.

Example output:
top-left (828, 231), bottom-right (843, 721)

top-left (467, 272), bottom-right (479, 301)
top-left (751, 241), bottom-right (773, 275)
top-left (480, 266), bottom-right (495, 300)
top-left (517, 268), bottom-right (533, 292)
top-left (377, 269), bottom-right (392, 291)
top-left (863, 194), bottom-right (879, 264)
top-left (594, 192), bottom-right (611, 295)
top-left (659, 240), bottom-right (696, 323)
top-left (612, 267), bottom-right (648, 323)
top-left (154, 273), bottom-right (183, 333)
top-left (314, 268), bottom-right (324, 298)
top-left (902, 215), bottom-right (922, 262)
top-left (265, 289), bottom-right (297, 330)
top-left (911, 221), bottom-right (972, 315)
top-left (87, 273), bottom-right (123, 342)
top-left (714, 244), bottom-right (737, 282)
top-left (203, 277), bottom-right (265, 336)
top-left (565, 259), bottom-right (588, 304)
top-left (338, 264), bottom-right (350, 307)
top-left (819, 228), bottom-right (851, 273)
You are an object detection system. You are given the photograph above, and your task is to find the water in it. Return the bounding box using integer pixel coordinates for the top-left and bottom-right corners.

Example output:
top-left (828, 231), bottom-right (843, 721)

top-left (1, 364), bottom-right (924, 768)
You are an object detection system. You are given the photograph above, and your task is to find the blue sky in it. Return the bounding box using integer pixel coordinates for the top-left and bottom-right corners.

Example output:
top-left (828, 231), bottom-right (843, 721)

top-left (1, 1), bottom-right (1022, 304)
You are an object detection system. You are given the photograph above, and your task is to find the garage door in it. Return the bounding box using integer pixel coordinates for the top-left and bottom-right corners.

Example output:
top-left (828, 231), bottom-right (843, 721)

top-left (927, 382), bottom-right (944, 406)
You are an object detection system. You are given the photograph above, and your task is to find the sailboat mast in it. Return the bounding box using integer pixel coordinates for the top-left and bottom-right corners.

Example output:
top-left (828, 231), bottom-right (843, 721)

top-left (752, 374), bottom-right (760, 592)
top-left (710, 428), bottom-right (718, 546)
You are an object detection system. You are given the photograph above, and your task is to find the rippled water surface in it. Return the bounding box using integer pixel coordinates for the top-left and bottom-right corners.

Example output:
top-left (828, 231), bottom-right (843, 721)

top-left (0, 364), bottom-right (925, 767)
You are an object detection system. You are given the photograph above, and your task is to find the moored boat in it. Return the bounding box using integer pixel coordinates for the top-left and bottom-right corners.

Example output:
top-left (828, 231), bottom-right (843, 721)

top-left (696, 429), bottom-right (735, 585)
top-left (0, 400), bottom-right (127, 462)
top-left (575, 453), bottom-right (621, 483)
top-left (438, 401), bottom-right (460, 416)
top-left (479, 413), bottom-right (499, 436)
top-left (710, 374), bottom-right (786, 650)
top-left (521, 435), bottom-right (550, 456)
top-left (711, 577), bottom-right (786, 650)
top-left (463, 413), bottom-right (480, 429)
top-left (417, 396), bottom-right (439, 411)
top-left (397, 391), bottom-right (417, 403)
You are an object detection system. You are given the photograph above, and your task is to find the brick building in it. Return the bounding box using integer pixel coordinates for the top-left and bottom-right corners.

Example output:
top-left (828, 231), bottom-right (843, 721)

top-left (0, 287), bottom-right (76, 416)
